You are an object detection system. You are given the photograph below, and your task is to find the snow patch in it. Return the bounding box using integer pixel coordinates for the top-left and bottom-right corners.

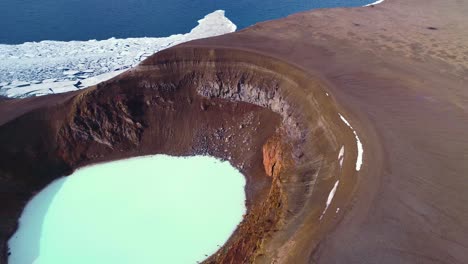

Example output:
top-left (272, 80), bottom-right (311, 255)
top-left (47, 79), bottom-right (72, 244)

top-left (0, 10), bottom-right (236, 98)
top-left (338, 146), bottom-right (345, 167)
top-left (326, 181), bottom-right (340, 209)
top-left (319, 180), bottom-right (340, 220)
top-left (339, 114), bottom-right (363, 171)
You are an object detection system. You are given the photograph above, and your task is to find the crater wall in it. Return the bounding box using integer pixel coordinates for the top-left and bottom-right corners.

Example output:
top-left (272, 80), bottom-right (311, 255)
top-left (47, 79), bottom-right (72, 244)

top-left (0, 47), bottom-right (358, 263)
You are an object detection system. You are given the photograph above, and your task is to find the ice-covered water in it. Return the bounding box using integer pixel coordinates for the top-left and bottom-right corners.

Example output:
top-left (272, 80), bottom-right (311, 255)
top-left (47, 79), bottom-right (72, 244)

top-left (0, 0), bottom-right (385, 99)
top-left (8, 155), bottom-right (246, 264)
top-left (0, 10), bottom-right (236, 98)
top-left (0, 0), bottom-right (380, 44)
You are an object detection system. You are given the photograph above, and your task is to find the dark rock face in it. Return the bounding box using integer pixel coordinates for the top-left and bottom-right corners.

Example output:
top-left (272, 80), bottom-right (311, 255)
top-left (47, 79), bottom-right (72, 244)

top-left (58, 86), bottom-right (147, 163)
top-left (0, 48), bottom-right (352, 263)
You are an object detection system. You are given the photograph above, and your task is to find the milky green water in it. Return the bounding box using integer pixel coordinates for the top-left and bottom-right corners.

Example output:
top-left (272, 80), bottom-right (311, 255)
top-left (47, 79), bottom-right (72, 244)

top-left (8, 155), bottom-right (246, 264)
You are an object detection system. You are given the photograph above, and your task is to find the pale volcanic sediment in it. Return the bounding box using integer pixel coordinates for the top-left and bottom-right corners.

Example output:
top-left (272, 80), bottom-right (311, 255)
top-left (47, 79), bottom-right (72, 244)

top-left (1, 0), bottom-right (468, 263)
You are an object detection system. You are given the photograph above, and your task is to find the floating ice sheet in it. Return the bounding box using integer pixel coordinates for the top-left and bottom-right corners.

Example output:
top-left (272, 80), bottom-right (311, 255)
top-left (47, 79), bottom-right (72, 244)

top-left (365, 0), bottom-right (384, 6)
top-left (0, 10), bottom-right (236, 98)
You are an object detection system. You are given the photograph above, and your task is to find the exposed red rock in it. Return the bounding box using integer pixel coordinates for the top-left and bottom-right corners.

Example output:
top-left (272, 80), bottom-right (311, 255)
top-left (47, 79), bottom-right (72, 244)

top-left (262, 135), bottom-right (285, 178)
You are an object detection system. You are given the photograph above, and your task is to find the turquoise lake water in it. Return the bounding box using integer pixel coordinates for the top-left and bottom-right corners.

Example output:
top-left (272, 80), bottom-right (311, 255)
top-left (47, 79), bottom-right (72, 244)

top-left (8, 155), bottom-right (246, 264)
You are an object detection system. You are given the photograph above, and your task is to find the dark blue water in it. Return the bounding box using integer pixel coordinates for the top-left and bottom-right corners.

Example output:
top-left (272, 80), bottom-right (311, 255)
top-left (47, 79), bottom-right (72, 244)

top-left (0, 0), bottom-right (371, 44)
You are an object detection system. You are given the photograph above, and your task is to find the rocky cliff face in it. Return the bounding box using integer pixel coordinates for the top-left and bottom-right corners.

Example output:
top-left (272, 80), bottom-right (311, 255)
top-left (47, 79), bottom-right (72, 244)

top-left (263, 135), bottom-right (286, 178)
top-left (0, 47), bottom-right (354, 263)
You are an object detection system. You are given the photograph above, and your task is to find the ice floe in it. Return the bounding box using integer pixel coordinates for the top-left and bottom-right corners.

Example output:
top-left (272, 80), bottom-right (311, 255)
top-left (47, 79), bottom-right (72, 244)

top-left (62, 70), bottom-right (81, 76)
top-left (365, 0), bottom-right (384, 6)
top-left (0, 10), bottom-right (236, 98)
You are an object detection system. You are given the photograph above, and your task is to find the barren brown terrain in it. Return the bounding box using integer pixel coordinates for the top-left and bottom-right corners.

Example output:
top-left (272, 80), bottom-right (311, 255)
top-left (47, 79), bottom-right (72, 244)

top-left (1, 0), bottom-right (467, 263)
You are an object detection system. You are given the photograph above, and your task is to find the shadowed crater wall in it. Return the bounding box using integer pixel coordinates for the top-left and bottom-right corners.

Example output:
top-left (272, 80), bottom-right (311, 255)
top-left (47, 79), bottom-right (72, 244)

top-left (0, 47), bottom-right (358, 263)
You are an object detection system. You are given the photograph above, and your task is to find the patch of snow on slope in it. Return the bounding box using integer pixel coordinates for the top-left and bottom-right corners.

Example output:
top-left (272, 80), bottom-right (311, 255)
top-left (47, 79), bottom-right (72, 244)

top-left (320, 180), bottom-right (340, 220)
top-left (338, 146), bottom-right (345, 167)
top-left (339, 114), bottom-right (364, 171)
top-left (0, 10), bottom-right (236, 98)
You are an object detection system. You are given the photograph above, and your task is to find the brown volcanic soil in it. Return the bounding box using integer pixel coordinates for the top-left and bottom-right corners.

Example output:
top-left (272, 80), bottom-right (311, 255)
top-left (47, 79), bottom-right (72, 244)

top-left (1, 0), bottom-right (468, 263)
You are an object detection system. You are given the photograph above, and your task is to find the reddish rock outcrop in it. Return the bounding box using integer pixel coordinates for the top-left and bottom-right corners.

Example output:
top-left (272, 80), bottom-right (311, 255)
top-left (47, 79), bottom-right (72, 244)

top-left (263, 135), bottom-right (285, 178)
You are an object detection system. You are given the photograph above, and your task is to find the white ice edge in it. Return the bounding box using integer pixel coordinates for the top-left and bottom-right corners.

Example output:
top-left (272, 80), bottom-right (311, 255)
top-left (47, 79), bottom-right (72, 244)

top-left (339, 114), bottom-right (363, 171)
top-left (0, 10), bottom-right (236, 98)
top-left (364, 0), bottom-right (384, 6)
top-left (319, 180), bottom-right (340, 220)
